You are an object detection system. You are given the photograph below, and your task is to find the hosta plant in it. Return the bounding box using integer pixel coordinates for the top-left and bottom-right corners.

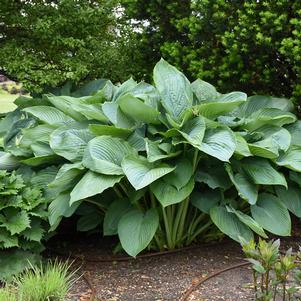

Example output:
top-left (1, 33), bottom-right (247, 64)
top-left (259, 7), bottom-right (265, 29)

top-left (1, 59), bottom-right (301, 257)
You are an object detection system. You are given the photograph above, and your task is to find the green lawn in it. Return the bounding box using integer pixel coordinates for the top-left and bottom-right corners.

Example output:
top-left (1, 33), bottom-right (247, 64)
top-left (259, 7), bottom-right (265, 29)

top-left (0, 89), bottom-right (17, 113)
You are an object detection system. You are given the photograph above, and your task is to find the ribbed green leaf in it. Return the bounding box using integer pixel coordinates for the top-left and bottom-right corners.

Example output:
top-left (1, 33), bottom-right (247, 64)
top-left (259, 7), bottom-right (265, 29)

top-left (145, 139), bottom-right (181, 163)
top-left (195, 164), bottom-right (231, 189)
top-left (276, 146), bottom-right (301, 172)
top-left (234, 133), bottom-right (252, 157)
top-left (242, 158), bottom-right (287, 187)
top-left (197, 92), bottom-right (247, 118)
top-left (118, 94), bottom-right (160, 124)
top-left (0, 152), bottom-right (19, 170)
top-left (83, 136), bottom-right (134, 175)
top-left (122, 155), bottom-right (175, 190)
top-left (178, 116), bottom-right (206, 147)
top-left (191, 189), bottom-right (220, 214)
top-left (50, 126), bottom-right (94, 162)
top-left (48, 192), bottom-right (80, 230)
top-left (103, 198), bottom-right (132, 235)
top-left (118, 208), bottom-right (159, 257)
top-left (151, 177), bottom-right (194, 207)
top-left (89, 124), bottom-right (132, 138)
top-left (251, 193), bottom-right (291, 236)
top-left (276, 184), bottom-right (301, 217)
top-left (23, 106), bottom-right (74, 124)
top-left (200, 126), bottom-right (236, 161)
top-left (154, 58), bottom-right (193, 118)
top-left (240, 96), bottom-right (294, 116)
top-left (70, 171), bottom-right (123, 204)
top-left (164, 158), bottom-right (193, 189)
top-left (225, 164), bottom-right (258, 205)
top-left (191, 79), bottom-right (219, 103)
top-left (210, 206), bottom-right (253, 242)
top-left (49, 162), bottom-right (85, 191)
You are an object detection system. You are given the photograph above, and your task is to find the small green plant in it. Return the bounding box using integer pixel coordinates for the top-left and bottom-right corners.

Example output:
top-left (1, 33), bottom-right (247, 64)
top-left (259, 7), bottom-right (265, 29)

top-left (0, 285), bottom-right (17, 301)
top-left (16, 260), bottom-right (77, 301)
top-left (242, 239), bottom-right (301, 301)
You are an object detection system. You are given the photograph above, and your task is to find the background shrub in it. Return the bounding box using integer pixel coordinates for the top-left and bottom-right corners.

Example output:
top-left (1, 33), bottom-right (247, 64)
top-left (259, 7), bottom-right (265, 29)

top-left (121, 0), bottom-right (301, 104)
top-left (0, 0), bottom-right (141, 92)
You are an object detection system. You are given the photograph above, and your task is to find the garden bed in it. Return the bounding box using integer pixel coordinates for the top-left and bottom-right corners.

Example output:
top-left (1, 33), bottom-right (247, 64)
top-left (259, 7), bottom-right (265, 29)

top-left (49, 236), bottom-right (301, 301)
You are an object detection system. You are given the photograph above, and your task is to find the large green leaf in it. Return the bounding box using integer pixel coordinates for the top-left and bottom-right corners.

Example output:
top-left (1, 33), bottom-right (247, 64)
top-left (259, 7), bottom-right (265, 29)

top-left (243, 108), bottom-right (296, 131)
top-left (164, 158), bottom-right (193, 189)
top-left (251, 193), bottom-right (291, 236)
top-left (196, 92), bottom-right (247, 118)
top-left (195, 164), bottom-right (231, 189)
top-left (287, 120), bottom-right (301, 146)
top-left (121, 155), bottom-right (175, 190)
top-left (23, 106), bottom-right (74, 125)
top-left (210, 206), bottom-right (253, 242)
top-left (225, 164), bottom-right (258, 205)
top-left (248, 126), bottom-right (291, 159)
top-left (50, 126), bottom-right (94, 162)
top-left (0, 152), bottom-right (19, 170)
top-left (153, 58), bottom-right (193, 118)
top-left (112, 78), bottom-right (138, 102)
top-left (178, 116), bottom-right (206, 147)
top-left (21, 124), bottom-right (56, 147)
top-left (49, 162), bottom-right (85, 192)
top-left (191, 79), bottom-right (219, 103)
top-left (240, 96), bottom-right (294, 116)
top-left (191, 189), bottom-right (221, 214)
top-left (83, 136), bottom-right (134, 175)
top-left (242, 158), bottom-right (287, 187)
top-left (70, 171), bottom-right (123, 204)
top-left (276, 146), bottom-right (301, 172)
top-left (103, 198), bottom-right (133, 235)
top-left (21, 155), bottom-right (60, 167)
top-left (118, 94), bottom-right (160, 124)
top-left (226, 206), bottom-right (267, 238)
top-left (151, 177), bottom-right (194, 207)
top-left (234, 133), bottom-right (252, 157)
top-left (276, 184), bottom-right (301, 218)
top-left (145, 139), bottom-right (181, 163)
top-left (48, 192), bottom-right (81, 230)
top-left (118, 208), bottom-right (159, 257)
top-left (47, 95), bottom-right (87, 121)
top-left (200, 126), bottom-right (236, 161)
top-left (89, 124), bottom-right (132, 139)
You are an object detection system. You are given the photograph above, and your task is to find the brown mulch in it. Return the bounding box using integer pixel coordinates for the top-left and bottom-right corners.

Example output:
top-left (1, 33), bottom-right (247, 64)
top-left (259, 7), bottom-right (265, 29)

top-left (49, 236), bottom-right (301, 301)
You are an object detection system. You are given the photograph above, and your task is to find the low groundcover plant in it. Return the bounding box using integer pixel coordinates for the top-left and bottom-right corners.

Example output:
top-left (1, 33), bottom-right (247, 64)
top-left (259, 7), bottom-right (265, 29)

top-left (1, 59), bottom-right (301, 256)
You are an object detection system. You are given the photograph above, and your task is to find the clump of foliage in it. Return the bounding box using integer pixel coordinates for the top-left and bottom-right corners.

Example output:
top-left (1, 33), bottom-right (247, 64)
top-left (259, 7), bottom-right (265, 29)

top-left (0, 285), bottom-right (16, 301)
top-left (0, 0), bottom-right (140, 92)
top-left (243, 239), bottom-right (301, 301)
top-left (0, 260), bottom-right (76, 301)
top-left (1, 59), bottom-right (301, 257)
top-left (122, 0), bottom-right (301, 103)
top-left (0, 170), bottom-right (50, 280)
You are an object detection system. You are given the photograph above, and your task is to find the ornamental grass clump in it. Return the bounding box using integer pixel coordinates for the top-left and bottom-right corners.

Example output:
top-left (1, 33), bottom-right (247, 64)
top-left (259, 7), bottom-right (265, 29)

top-left (1, 59), bottom-right (301, 256)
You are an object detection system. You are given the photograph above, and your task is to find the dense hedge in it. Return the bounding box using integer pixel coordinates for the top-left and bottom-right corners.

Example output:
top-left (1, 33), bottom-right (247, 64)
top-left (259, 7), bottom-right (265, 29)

top-left (122, 0), bottom-right (301, 104)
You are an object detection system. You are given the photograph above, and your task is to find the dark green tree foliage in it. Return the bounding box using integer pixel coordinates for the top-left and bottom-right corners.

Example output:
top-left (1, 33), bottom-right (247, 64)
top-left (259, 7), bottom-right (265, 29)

top-left (121, 0), bottom-right (191, 80)
top-left (123, 0), bottom-right (301, 102)
top-left (0, 0), bottom-right (138, 92)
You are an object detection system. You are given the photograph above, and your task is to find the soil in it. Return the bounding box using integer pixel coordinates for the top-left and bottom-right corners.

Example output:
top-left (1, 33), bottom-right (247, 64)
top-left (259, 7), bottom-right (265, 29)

top-left (47, 235), bottom-right (301, 301)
